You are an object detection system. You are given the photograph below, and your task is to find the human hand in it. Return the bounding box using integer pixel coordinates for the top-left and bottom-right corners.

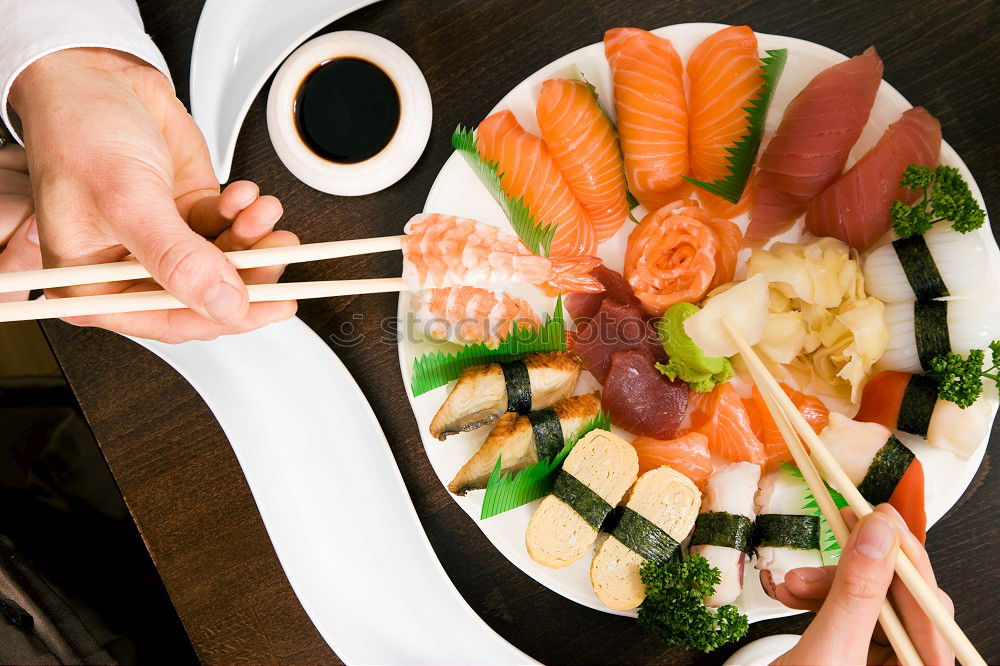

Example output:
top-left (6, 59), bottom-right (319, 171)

top-left (8, 47), bottom-right (297, 342)
top-left (772, 504), bottom-right (954, 665)
top-left (0, 145), bottom-right (42, 298)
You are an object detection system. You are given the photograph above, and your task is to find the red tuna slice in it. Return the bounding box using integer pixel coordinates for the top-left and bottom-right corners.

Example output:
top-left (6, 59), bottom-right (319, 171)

top-left (602, 349), bottom-right (689, 439)
top-left (573, 298), bottom-right (665, 382)
top-left (805, 107), bottom-right (941, 251)
top-left (565, 265), bottom-right (640, 322)
top-left (746, 47), bottom-right (883, 246)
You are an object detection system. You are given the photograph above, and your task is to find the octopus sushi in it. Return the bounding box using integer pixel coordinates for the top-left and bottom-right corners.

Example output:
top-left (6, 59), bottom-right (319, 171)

top-left (754, 468), bottom-right (824, 596)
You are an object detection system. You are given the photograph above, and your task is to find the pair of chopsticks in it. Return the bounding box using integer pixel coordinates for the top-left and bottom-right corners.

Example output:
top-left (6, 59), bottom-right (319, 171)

top-left (722, 319), bottom-right (985, 666)
top-left (0, 235), bottom-right (408, 322)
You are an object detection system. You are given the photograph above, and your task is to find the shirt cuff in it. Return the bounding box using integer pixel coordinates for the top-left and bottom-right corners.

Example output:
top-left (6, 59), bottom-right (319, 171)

top-left (0, 0), bottom-right (172, 145)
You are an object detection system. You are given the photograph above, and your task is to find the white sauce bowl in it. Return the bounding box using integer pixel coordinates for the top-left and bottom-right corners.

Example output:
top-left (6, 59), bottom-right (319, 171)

top-left (266, 30), bottom-right (432, 195)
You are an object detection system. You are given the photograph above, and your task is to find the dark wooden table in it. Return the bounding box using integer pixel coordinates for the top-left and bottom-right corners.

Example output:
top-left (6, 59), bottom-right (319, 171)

top-left (40, 0), bottom-right (999, 663)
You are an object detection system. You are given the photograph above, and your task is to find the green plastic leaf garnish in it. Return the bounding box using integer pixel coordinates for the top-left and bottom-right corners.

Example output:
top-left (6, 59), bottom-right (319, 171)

top-left (452, 125), bottom-right (555, 256)
top-left (480, 410), bottom-right (611, 519)
top-left (684, 48), bottom-right (788, 204)
top-left (780, 462), bottom-right (848, 564)
top-left (410, 296), bottom-right (566, 397)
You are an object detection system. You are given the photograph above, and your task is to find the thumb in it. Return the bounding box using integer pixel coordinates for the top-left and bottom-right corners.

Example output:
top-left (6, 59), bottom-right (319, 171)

top-left (118, 200), bottom-right (248, 324)
top-left (781, 509), bottom-right (901, 665)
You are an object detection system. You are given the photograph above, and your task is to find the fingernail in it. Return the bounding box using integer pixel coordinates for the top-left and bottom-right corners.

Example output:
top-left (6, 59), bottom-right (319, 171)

top-left (790, 567), bottom-right (828, 584)
top-left (204, 282), bottom-right (244, 323)
top-left (26, 218), bottom-right (39, 245)
top-left (855, 514), bottom-right (897, 560)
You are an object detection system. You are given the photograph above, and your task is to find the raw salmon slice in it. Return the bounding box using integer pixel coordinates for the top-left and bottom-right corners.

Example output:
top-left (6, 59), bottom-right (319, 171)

top-left (743, 383), bottom-right (829, 470)
top-left (805, 106), bottom-right (942, 251)
top-left (687, 26), bottom-right (762, 218)
top-left (605, 27), bottom-right (691, 212)
top-left (631, 432), bottom-right (713, 487)
top-left (477, 110), bottom-right (597, 256)
top-left (536, 78), bottom-right (630, 242)
top-left (688, 383), bottom-right (767, 465)
top-left (746, 48), bottom-right (883, 246)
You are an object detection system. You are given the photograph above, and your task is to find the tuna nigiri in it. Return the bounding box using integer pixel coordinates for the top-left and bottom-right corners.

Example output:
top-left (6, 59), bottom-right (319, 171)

top-left (630, 431), bottom-right (713, 486)
top-left (805, 106), bottom-right (942, 251)
top-left (536, 78), bottom-right (630, 242)
top-left (855, 370), bottom-right (997, 461)
top-left (819, 412), bottom-right (926, 542)
top-left (746, 48), bottom-right (883, 246)
top-left (411, 287), bottom-right (539, 347)
top-left (688, 383), bottom-right (767, 465)
top-left (755, 468), bottom-right (824, 595)
top-left (605, 28), bottom-right (690, 211)
top-left (687, 25), bottom-right (763, 217)
top-left (690, 462), bottom-right (761, 607)
top-left (743, 383), bottom-right (829, 470)
top-left (477, 110), bottom-right (597, 256)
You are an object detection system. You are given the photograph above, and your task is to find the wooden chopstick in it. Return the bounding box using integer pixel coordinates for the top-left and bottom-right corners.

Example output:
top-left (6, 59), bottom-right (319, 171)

top-left (722, 318), bottom-right (986, 666)
top-left (746, 344), bottom-right (923, 666)
top-left (0, 235), bottom-right (406, 294)
top-left (0, 277), bottom-right (409, 322)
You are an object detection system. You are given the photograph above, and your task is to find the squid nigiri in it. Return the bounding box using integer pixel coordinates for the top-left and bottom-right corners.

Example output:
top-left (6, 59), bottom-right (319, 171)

top-left (412, 287), bottom-right (539, 348)
top-left (686, 25), bottom-right (763, 218)
top-left (819, 412), bottom-right (926, 542)
top-left (863, 222), bottom-right (990, 302)
top-left (401, 213), bottom-right (603, 293)
top-left (879, 298), bottom-right (1000, 373)
top-left (755, 468), bottom-right (824, 596)
top-left (605, 28), bottom-right (691, 211)
top-left (855, 370), bottom-right (997, 460)
top-left (536, 78), bottom-right (630, 242)
top-left (690, 462), bottom-right (761, 607)
top-left (477, 110), bottom-right (597, 256)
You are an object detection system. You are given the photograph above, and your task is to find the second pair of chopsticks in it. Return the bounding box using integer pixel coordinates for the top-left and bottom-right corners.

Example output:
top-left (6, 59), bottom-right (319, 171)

top-left (722, 319), bottom-right (985, 666)
top-left (0, 235), bottom-right (407, 322)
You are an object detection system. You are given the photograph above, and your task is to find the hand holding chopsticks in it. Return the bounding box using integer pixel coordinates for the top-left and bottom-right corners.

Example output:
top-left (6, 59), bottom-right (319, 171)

top-left (723, 318), bottom-right (985, 666)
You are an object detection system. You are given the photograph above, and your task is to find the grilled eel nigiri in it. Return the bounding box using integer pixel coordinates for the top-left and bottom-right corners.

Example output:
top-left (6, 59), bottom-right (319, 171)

top-left (429, 351), bottom-right (582, 440)
top-left (448, 392), bottom-right (602, 495)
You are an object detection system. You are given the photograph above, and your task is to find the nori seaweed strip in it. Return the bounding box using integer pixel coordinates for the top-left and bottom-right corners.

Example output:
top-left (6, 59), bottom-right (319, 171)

top-left (499, 360), bottom-right (531, 414)
top-left (857, 436), bottom-right (915, 505)
top-left (893, 235), bottom-right (949, 300)
top-left (610, 507), bottom-right (680, 564)
top-left (528, 408), bottom-right (564, 460)
top-left (898, 374), bottom-right (939, 438)
top-left (690, 512), bottom-right (755, 554)
top-left (914, 301), bottom-right (950, 371)
top-left (755, 514), bottom-right (820, 550)
top-left (551, 471), bottom-right (612, 530)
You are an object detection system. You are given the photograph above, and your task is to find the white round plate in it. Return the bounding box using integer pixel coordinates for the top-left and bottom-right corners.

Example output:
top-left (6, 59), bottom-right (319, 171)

top-left (397, 22), bottom-right (997, 621)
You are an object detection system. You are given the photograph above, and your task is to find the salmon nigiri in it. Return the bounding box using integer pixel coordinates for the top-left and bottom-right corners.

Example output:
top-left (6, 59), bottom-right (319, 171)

top-left (688, 383), bottom-right (767, 465)
top-left (477, 110), bottom-right (597, 256)
top-left (687, 25), bottom-right (763, 217)
top-left (805, 107), bottom-right (942, 251)
top-left (536, 78), bottom-right (630, 242)
top-left (743, 383), bottom-right (829, 470)
top-left (631, 431), bottom-right (713, 487)
top-left (605, 28), bottom-right (690, 212)
top-left (746, 48), bottom-right (883, 246)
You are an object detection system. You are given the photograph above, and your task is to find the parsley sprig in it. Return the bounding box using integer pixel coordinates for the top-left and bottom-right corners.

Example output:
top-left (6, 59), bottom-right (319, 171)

top-left (927, 340), bottom-right (1000, 409)
top-left (891, 165), bottom-right (986, 238)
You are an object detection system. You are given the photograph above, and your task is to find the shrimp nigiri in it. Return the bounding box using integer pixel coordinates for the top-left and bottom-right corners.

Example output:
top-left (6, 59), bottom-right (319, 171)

top-left (819, 412), bottom-right (926, 542)
top-left (411, 287), bottom-right (539, 348)
top-left (477, 110), bottom-right (597, 256)
top-left (401, 213), bottom-right (603, 293)
top-left (755, 468), bottom-right (824, 596)
top-left (686, 25), bottom-right (762, 217)
top-left (605, 28), bottom-right (690, 211)
top-left (690, 462), bottom-right (761, 607)
top-left (536, 78), bottom-right (630, 242)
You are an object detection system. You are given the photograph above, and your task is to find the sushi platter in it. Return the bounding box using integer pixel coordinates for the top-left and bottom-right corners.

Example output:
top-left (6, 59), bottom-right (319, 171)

top-left (396, 21), bottom-right (997, 642)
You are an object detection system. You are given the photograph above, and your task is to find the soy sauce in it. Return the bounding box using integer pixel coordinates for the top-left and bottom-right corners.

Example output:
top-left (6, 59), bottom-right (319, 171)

top-left (293, 57), bottom-right (400, 163)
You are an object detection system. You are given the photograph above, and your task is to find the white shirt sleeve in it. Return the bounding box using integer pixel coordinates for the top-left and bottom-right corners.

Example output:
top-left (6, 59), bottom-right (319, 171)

top-left (0, 0), bottom-right (172, 144)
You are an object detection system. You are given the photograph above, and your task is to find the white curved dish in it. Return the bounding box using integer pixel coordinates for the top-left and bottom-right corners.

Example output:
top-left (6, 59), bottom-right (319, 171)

top-left (190, 0), bottom-right (381, 182)
top-left (398, 22), bottom-right (996, 621)
top-left (128, 317), bottom-right (533, 665)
